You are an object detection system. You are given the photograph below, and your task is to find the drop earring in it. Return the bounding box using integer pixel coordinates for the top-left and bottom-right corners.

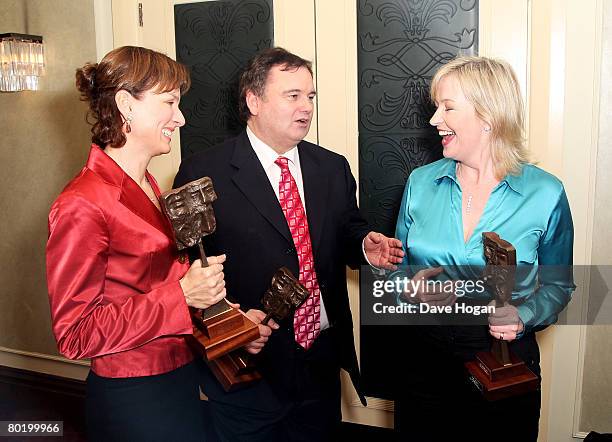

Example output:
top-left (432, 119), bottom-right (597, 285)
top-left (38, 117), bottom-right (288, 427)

top-left (125, 114), bottom-right (133, 133)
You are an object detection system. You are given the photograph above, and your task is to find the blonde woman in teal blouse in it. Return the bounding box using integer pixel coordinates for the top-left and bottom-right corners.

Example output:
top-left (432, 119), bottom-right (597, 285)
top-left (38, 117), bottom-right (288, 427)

top-left (393, 57), bottom-right (574, 442)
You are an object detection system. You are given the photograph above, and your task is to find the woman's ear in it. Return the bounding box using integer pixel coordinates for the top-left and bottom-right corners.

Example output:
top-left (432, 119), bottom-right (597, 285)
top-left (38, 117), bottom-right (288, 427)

top-left (114, 90), bottom-right (133, 119)
top-left (481, 118), bottom-right (492, 133)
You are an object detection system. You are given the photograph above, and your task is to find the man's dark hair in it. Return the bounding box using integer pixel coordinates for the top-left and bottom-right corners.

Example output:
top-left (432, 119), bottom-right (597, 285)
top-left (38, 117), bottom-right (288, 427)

top-left (238, 47), bottom-right (313, 123)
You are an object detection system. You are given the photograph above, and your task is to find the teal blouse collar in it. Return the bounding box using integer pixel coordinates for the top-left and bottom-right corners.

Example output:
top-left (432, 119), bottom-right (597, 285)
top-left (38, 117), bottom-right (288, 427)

top-left (434, 159), bottom-right (524, 196)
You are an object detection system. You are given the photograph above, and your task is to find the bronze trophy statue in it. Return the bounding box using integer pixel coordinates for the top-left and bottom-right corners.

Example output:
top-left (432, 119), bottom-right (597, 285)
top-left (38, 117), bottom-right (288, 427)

top-left (160, 178), bottom-right (309, 391)
top-left (208, 266), bottom-right (310, 391)
top-left (161, 176), bottom-right (217, 262)
top-left (261, 267), bottom-right (310, 325)
top-left (160, 178), bottom-right (259, 372)
top-left (464, 232), bottom-right (539, 401)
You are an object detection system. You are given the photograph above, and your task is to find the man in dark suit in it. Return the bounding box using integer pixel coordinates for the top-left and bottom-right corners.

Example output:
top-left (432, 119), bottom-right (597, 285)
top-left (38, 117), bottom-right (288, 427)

top-left (174, 47), bottom-right (403, 442)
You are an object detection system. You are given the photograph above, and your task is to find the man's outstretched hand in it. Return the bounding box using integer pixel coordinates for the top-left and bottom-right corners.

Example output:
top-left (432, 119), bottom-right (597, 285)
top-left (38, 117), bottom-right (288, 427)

top-left (364, 231), bottom-right (405, 270)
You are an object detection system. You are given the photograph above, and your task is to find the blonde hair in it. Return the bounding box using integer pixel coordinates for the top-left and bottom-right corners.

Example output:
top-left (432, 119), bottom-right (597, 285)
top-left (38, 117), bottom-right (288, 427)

top-left (430, 56), bottom-right (530, 178)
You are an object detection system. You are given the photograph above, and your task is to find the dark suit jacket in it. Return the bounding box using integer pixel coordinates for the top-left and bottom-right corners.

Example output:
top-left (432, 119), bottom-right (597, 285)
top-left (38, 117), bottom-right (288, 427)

top-left (174, 131), bottom-right (369, 406)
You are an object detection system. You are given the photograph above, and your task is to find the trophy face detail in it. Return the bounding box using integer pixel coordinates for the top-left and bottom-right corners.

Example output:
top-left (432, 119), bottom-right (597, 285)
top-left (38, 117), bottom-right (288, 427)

top-left (261, 267), bottom-right (310, 324)
top-left (160, 177), bottom-right (217, 250)
top-left (482, 232), bottom-right (516, 306)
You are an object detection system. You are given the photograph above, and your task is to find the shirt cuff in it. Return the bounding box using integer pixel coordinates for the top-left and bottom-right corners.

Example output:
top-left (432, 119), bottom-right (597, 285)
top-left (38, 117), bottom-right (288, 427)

top-left (164, 280), bottom-right (195, 335)
top-left (362, 238), bottom-right (386, 276)
top-left (516, 304), bottom-right (534, 338)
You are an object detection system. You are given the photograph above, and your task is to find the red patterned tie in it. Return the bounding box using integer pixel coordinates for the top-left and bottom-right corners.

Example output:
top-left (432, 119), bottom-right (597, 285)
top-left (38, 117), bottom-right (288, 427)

top-left (275, 157), bottom-right (321, 350)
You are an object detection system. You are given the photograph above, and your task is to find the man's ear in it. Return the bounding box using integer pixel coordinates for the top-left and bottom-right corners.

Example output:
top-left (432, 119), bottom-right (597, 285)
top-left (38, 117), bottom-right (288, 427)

top-left (114, 90), bottom-right (133, 119)
top-left (245, 90), bottom-right (260, 117)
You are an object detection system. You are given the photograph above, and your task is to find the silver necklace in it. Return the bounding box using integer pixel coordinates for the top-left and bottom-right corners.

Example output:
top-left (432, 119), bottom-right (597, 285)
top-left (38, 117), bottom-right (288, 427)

top-left (145, 178), bottom-right (158, 203)
top-left (457, 164), bottom-right (474, 214)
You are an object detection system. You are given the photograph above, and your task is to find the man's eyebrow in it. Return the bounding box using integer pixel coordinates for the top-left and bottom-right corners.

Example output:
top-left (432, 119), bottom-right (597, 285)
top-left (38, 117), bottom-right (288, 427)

top-left (282, 89), bottom-right (317, 96)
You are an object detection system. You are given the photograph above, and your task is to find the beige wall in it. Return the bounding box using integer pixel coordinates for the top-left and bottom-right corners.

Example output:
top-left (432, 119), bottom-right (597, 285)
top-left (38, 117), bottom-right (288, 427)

top-left (0, 0), bottom-right (97, 355)
top-left (579, 0), bottom-right (612, 433)
top-left (581, 328), bottom-right (612, 433)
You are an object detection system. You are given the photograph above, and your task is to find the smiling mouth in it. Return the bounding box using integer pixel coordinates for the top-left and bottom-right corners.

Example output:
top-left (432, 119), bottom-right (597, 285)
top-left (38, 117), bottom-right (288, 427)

top-left (439, 130), bottom-right (455, 136)
top-left (162, 129), bottom-right (173, 137)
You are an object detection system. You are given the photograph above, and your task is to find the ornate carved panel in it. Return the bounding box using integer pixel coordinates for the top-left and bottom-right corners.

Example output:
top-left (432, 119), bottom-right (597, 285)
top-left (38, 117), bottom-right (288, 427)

top-left (358, 0), bottom-right (478, 236)
top-left (357, 0), bottom-right (478, 399)
top-left (174, 0), bottom-right (273, 158)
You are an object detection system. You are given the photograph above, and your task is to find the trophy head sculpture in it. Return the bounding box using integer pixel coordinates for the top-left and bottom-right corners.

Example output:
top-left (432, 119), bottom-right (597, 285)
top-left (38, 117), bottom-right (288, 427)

top-left (261, 267), bottom-right (310, 324)
top-left (160, 177), bottom-right (217, 250)
top-left (482, 232), bottom-right (516, 306)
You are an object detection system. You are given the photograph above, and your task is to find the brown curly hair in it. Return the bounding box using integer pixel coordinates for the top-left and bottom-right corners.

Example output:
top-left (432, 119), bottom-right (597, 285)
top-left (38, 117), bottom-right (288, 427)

top-left (75, 46), bottom-right (191, 148)
top-left (238, 47), bottom-right (312, 123)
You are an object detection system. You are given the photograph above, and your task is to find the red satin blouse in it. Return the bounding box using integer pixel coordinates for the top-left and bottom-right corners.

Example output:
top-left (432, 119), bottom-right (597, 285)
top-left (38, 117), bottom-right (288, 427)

top-left (46, 145), bottom-right (195, 378)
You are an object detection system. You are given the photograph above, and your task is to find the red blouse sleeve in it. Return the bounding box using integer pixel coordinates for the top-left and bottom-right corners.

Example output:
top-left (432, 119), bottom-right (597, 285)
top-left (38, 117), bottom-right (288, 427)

top-left (46, 194), bottom-right (193, 360)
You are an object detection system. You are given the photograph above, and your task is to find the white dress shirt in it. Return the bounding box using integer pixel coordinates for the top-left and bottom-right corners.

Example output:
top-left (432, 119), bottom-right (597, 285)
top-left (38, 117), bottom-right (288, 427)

top-left (246, 126), bottom-right (330, 331)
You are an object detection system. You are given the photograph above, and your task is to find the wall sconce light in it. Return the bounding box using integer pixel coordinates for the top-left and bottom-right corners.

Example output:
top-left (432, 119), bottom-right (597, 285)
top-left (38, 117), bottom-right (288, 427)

top-left (0, 33), bottom-right (45, 92)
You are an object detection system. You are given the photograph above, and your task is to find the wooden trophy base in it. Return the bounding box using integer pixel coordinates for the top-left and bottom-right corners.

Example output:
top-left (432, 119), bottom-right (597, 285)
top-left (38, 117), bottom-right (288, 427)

top-left (465, 348), bottom-right (539, 401)
top-left (191, 301), bottom-right (260, 360)
top-left (190, 300), bottom-right (261, 391)
top-left (207, 350), bottom-right (262, 392)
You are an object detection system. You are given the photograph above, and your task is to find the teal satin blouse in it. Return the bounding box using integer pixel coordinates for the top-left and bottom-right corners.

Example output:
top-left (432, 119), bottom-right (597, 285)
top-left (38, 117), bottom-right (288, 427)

top-left (394, 158), bottom-right (575, 332)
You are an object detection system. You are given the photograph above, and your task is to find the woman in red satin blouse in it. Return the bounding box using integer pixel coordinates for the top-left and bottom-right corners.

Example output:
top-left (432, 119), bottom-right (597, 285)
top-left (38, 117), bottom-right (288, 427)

top-left (46, 46), bottom-right (225, 441)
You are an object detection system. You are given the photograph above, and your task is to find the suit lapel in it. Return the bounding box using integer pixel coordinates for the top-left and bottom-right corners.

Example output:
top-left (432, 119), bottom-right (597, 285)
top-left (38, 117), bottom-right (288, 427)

top-left (230, 133), bottom-right (292, 244)
top-left (299, 143), bottom-right (328, 253)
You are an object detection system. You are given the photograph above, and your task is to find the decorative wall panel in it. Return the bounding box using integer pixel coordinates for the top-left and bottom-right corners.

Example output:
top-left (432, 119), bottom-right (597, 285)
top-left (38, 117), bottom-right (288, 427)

top-left (358, 0), bottom-right (478, 236)
top-left (357, 0), bottom-right (478, 399)
top-left (174, 0), bottom-right (273, 158)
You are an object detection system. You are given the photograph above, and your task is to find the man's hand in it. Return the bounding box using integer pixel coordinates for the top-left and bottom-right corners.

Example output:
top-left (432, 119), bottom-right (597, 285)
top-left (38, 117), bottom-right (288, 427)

top-left (364, 231), bottom-right (404, 270)
top-left (488, 302), bottom-right (524, 341)
top-left (243, 309), bottom-right (280, 355)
